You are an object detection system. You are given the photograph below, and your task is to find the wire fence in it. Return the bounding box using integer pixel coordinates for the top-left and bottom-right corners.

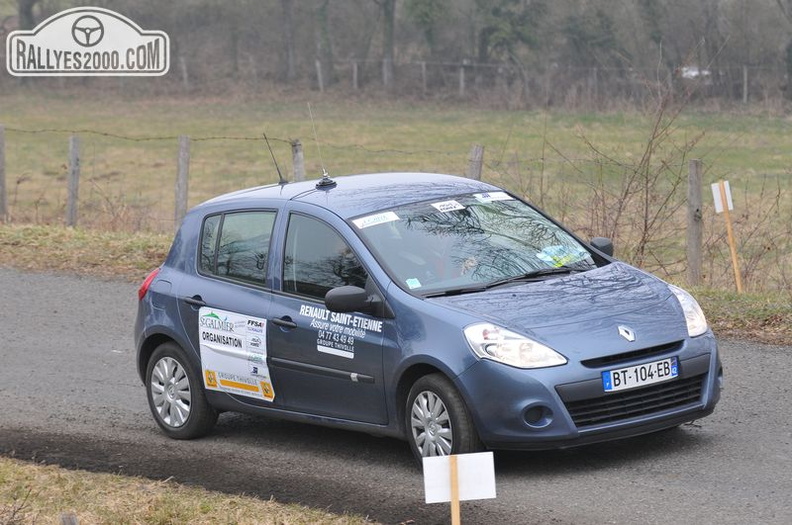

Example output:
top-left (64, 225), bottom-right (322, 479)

top-left (0, 124), bottom-right (490, 233)
top-left (0, 123), bottom-right (789, 293)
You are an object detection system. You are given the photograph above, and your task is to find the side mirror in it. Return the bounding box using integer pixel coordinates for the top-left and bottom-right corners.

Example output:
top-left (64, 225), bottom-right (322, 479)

top-left (325, 286), bottom-right (374, 314)
top-left (590, 237), bottom-right (614, 257)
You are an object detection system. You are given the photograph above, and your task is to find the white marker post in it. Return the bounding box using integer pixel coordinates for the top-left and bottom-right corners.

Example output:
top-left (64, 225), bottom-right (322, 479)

top-left (423, 452), bottom-right (496, 525)
top-left (711, 180), bottom-right (743, 293)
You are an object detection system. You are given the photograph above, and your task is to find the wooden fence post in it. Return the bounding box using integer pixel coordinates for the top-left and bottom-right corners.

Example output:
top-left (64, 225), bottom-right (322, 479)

top-left (466, 144), bottom-right (484, 180)
top-left (179, 56), bottom-right (189, 91)
top-left (66, 135), bottom-right (80, 227)
top-left (459, 63), bottom-right (466, 97)
top-left (0, 125), bottom-right (6, 223)
top-left (291, 139), bottom-right (305, 181)
top-left (175, 135), bottom-right (190, 229)
top-left (687, 159), bottom-right (703, 287)
top-left (316, 59), bottom-right (325, 93)
top-left (352, 61), bottom-right (359, 91)
top-left (382, 58), bottom-right (393, 89)
top-left (421, 61), bottom-right (427, 94)
top-left (742, 65), bottom-right (748, 104)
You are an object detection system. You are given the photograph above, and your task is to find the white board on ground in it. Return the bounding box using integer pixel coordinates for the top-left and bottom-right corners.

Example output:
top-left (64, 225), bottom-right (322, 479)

top-left (423, 452), bottom-right (496, 504)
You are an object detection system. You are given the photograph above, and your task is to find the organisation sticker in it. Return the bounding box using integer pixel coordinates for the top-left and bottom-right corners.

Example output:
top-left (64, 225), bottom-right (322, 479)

top-left (431, 200), bottom-right (465, 213)
top-left (352, 211), bottom-right (400, 229)
top-left (298, 304), bottom-right (383, 359)
top-left (198, 307), bottom-right (275, 401)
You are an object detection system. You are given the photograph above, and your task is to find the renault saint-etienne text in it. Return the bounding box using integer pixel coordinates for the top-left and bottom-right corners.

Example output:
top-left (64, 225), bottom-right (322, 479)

top-left (134, 172), bottom-right (722, 461)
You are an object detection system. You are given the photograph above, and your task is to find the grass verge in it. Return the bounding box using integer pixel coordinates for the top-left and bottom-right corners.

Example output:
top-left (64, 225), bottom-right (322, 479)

top-left (0, 456), bottom-right (371, 525)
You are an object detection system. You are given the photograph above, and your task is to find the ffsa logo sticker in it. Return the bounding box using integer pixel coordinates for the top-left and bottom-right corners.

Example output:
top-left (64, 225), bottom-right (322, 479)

top-left (6, 6), bottom-right (169, 76)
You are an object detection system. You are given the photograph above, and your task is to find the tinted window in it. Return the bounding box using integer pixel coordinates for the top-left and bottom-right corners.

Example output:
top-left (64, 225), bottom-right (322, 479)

top-left (199, 211), bottom-right (276, 286)
top-left (283, 214), bottom-right (368, 299)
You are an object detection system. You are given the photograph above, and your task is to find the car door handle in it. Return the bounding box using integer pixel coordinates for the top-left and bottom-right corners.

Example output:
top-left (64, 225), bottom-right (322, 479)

top-left (271, 316), bottom-right (297, 329)
top-left (183, 295), bottom-right (207, 307)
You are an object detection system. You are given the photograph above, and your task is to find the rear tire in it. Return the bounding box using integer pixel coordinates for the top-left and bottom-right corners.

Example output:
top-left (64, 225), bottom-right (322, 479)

top-left (145, 342), bottom-right (218, 439)
top-left (406, 374), bottom-right (483, 462)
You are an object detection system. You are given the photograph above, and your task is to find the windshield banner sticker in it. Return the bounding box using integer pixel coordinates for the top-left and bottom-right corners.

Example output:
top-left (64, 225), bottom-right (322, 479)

top-left (299, 304), bottom-right (383, 359)
top-left (473, 191), bottom-right (513, 203)
top-left (431, 200), bottom-right (465, 213)
top-left (352, 211), bottom-right (400, 229)
top-left (198, 307), bottom-right (275, 402)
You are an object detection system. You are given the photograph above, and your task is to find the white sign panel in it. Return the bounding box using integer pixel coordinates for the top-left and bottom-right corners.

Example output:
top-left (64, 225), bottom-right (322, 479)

top-left (352, 211), bottom-right (400, 229)
top-left (423, 452), bottom-right (496, 504)
top-left (431, 200), bottom-right (465, 213)
top-left (711, 181), bottom-right (734, 214)
top-left (6, 6), bottom-right (169, 76)
top-left (198, 307), bottom-right (275, 401)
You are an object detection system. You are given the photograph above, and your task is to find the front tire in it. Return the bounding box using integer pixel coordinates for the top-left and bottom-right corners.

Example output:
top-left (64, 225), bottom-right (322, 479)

top-left (145, 342), bottom-right (218, 439)
top-left (406, 374), bottom-right (483, 461)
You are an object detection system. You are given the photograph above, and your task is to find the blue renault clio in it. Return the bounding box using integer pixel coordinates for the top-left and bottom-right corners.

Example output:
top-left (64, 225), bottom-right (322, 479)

top-left (135, 172), bottom-right (722, 461)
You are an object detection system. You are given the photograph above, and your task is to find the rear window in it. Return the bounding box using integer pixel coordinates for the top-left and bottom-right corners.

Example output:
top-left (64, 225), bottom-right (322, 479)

top-left (199, 211), bottom-right (277, 286)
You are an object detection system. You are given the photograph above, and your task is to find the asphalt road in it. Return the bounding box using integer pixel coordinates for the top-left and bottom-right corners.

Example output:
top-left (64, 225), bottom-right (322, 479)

top-left (1, 268), bottom-right (790, 524)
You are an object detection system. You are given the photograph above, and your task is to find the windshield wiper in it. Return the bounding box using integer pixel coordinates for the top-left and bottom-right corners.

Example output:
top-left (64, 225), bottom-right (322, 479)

top-left (423, 265), bottom-right (590, 298)
top-left (423, 286), bottom-right (488, 298)
top-left (482, 266), bottom-right (584, 290)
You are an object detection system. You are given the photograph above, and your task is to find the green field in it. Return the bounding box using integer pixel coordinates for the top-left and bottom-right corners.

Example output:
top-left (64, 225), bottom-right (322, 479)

top-left (1, 88), bottom-right (789, 292)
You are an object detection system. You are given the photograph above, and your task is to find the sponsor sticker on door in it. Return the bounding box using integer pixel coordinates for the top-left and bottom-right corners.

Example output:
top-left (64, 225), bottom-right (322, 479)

top-left (199, 307), bottom-right (275, 402)
top-left (6, 6), bottom-right (169, 76)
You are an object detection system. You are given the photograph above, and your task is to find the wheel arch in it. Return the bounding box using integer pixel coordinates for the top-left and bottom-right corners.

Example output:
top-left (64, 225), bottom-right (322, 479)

top-left (395, 362), bottom-right (447, 435)
top-left (137, 332), bottom-right (177, 383)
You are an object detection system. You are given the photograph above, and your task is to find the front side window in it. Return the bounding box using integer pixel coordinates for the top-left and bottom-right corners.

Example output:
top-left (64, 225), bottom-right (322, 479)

top-left (352, 192), bottom-right (597, 295)
top-left (199, 211), bottom-right (276, 286)
top-left (283, 214), bottom-right (368, 300)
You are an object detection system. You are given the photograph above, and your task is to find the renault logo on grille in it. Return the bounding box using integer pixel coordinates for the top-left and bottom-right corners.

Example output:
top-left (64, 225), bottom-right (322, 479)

top-left (618, 325), bottom-right (636, 342)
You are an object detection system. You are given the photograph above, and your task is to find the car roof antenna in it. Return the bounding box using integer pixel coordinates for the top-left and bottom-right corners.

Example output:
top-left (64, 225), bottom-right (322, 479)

top-left (262, 131), bottom-right (288, 185)
top-left (308, 102), bottom-right (336, 189)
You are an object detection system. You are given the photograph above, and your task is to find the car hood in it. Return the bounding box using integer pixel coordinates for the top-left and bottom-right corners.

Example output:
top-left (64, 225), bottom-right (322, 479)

top-left (428, 262), bottom-right (688, 356)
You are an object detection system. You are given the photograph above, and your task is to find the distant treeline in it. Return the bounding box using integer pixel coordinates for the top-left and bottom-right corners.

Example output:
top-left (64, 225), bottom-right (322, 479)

top-left (3, 0), bottom-right (792, 108)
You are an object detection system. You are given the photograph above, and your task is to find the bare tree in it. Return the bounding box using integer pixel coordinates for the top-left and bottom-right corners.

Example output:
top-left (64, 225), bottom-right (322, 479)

top-left (776, 0), bottom-right (792, 97)
top-left (17, 0), bottom-right (38, 30)
top-left (280, 0), bottom-right (297, 83)
top-left (373, 0), bottom-right (397, 88)
top-left (316, 0), bottom-right (337, 86)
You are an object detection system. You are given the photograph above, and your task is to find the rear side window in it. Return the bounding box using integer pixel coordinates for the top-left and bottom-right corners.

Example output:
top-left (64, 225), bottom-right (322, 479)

top-left (199, 211), bottom-right (276, 286)
top-left (283, 214), bottom-right (368, 300)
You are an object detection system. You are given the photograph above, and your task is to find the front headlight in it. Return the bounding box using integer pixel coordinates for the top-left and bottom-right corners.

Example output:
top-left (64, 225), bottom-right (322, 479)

top-left (464, 323), bottom-right (567, 369)
top-left (669, 284), bottom-right (708, 337)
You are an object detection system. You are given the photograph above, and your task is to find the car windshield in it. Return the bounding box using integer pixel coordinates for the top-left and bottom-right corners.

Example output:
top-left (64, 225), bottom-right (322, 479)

top-left (352, 191), bottom-right (597, 295)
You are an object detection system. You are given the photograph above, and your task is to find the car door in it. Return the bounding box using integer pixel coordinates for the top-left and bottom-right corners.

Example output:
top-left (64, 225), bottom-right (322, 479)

top-left (176, 209), bottom-right (281, 407)
top-left (267, 211), bottom-right (388, 424)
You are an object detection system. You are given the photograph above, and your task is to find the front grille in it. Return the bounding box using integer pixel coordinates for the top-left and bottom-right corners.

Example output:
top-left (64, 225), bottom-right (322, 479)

top-left (581, 341), bottom-right (683, 368)
top-left (563, 374), bottom-right (704, 428)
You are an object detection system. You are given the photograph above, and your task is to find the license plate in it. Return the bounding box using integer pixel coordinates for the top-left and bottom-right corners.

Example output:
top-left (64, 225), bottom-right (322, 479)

top-left (602, 356), bottom-right (679, 393)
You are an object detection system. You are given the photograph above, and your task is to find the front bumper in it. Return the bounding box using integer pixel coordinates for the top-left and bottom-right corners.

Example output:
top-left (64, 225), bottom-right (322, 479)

top-left (456, 332), bottom-right (722, 450)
